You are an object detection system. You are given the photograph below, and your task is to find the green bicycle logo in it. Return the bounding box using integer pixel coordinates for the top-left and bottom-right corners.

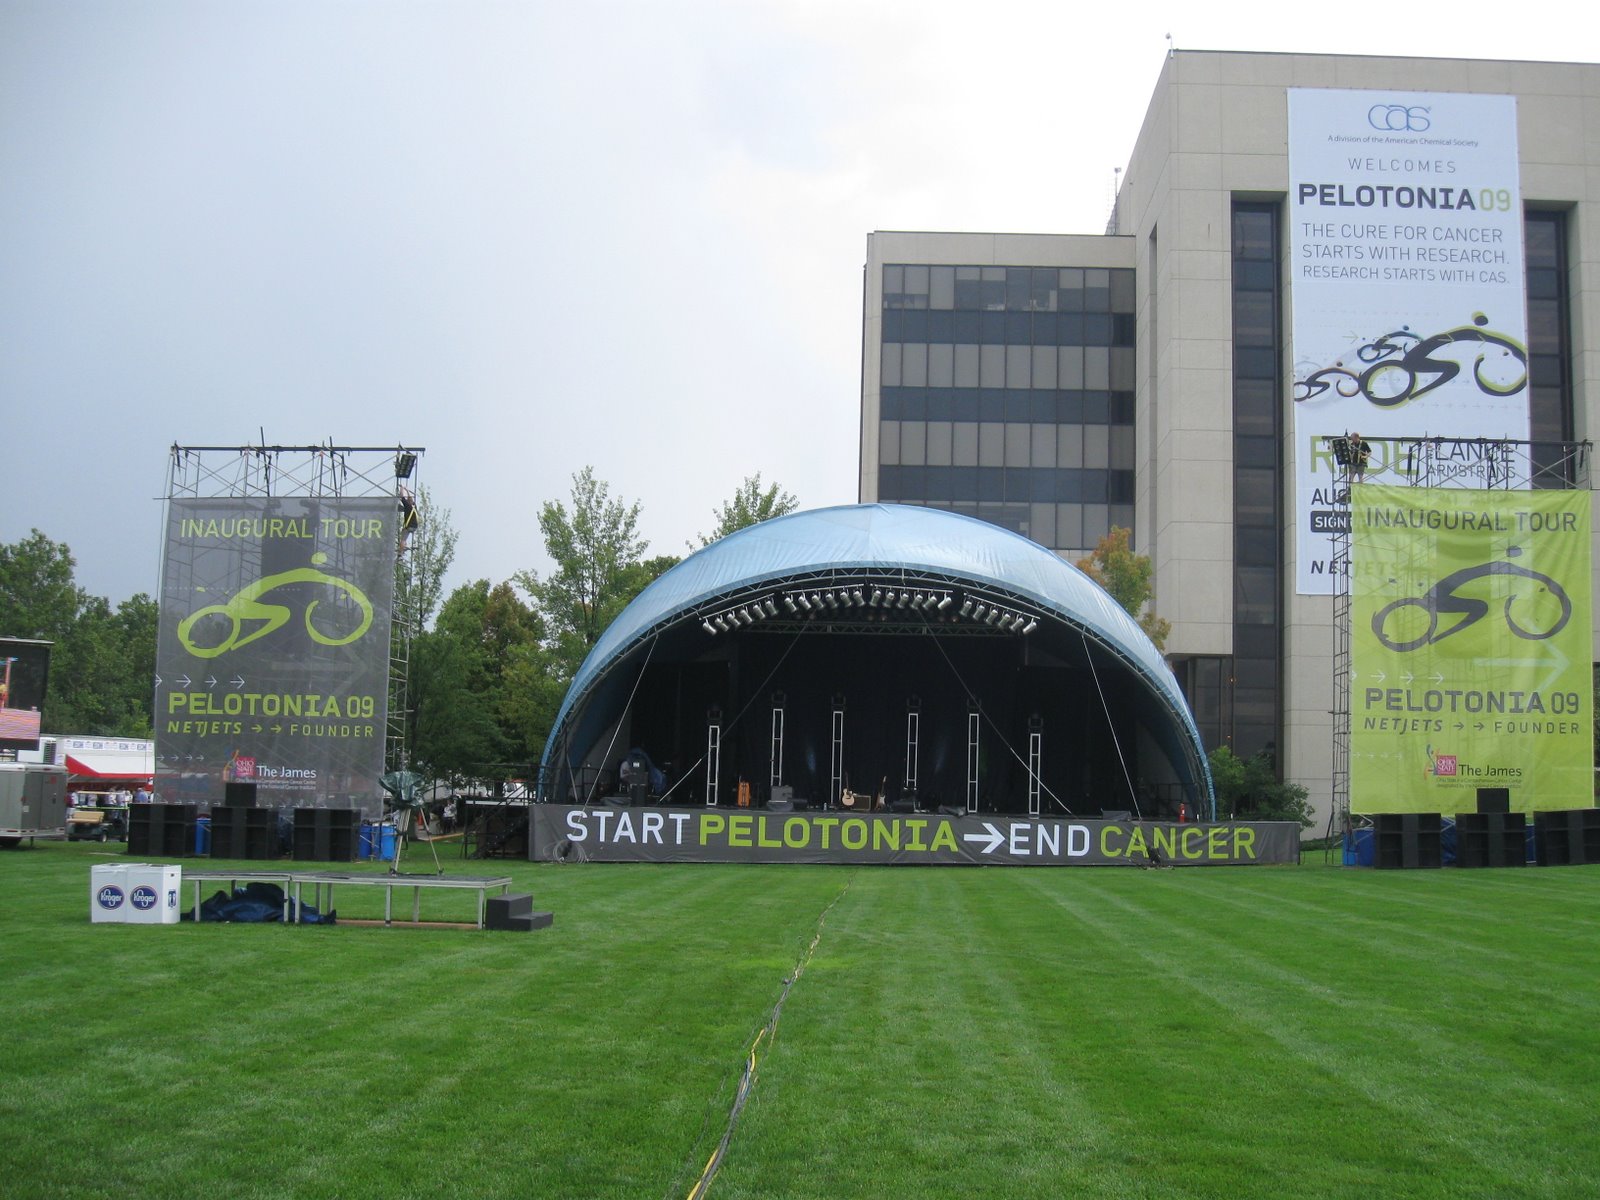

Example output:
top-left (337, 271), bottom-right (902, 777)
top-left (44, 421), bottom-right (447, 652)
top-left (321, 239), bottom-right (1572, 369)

top-left (1371, 547), bottom-right (1571, 653)
top-left (178, 554), bottom-right (374, 659)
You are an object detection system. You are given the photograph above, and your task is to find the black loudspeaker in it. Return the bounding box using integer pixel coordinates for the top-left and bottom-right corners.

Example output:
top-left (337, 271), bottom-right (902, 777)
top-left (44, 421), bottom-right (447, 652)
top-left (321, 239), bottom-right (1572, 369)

top-left (1457, 811), bottom-right (1527, 869)
top-left (891, 798), bottom-right (917, 813)
top-left (767, 798), bottom-right (794, 813)
top-left (1534, 809), bottom-right (1600, 866)
top-left (1374, 812), bottom-right (1442, 869)
top-left (224, 781), bottom-right (258, 808)
top-left (1476, 787), bottom-right (1510, 814)
top-left (292, 808), bottom-right (359, 862)
top-left (770, 785), bottom-right (794, 806)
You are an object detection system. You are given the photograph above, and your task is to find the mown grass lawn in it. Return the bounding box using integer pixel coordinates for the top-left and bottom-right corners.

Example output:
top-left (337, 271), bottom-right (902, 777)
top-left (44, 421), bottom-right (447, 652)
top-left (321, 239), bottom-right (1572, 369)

top-left (2, 839), bottom-right (1596, 1199)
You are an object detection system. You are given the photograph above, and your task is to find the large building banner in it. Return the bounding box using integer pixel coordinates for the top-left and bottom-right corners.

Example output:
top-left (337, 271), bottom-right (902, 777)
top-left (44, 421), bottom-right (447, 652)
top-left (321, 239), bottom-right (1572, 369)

top-left (1351, 485), bottom-right (1592, 813)
top-left (155, 497), bottom-right (396, 814)
top-left (531, 805), bottom-right (1301, 867)
top-left (1288, 89), bottom-right (1528, 594)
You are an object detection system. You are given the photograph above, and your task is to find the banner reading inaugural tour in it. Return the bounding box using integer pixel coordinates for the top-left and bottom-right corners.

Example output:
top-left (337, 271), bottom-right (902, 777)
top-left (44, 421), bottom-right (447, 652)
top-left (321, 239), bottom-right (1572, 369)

top-left (1350, 485), bottom-right (1592, 814)
top-left (1289, 89), bottom-right (1528, 593)
top-left (155, 497), bottom-right (396, 813)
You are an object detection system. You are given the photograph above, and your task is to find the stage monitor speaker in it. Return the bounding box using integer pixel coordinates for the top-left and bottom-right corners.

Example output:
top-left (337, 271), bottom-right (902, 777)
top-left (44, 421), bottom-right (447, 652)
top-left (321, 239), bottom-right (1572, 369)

top-left (891, 798), bottom-right (916, 813)
top-left (770, 785), bottom-right (794, 806)
top-left (1477, 787), bottom-right (1510, 814)
top-left (224, 781), bottom-right (257, 808)
top-left (939, 805), bottom-right (965, 817)
top-left (767, 798), bottom-right (794, 813)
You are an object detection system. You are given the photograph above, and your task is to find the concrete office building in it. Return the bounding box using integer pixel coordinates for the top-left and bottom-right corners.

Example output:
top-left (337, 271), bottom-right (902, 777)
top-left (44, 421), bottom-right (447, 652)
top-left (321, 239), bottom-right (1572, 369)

top-left (859, 51), bottom-right (1599, 831)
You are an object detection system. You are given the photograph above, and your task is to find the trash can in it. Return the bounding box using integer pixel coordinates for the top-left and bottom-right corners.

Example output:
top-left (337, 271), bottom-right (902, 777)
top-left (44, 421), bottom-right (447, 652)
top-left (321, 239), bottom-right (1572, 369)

top-left (196, 816), bottom-right (211, 857)
top-left (124, 863), bottom-right (182, 925)
top-left (91, 863), bottom-right (129, 923)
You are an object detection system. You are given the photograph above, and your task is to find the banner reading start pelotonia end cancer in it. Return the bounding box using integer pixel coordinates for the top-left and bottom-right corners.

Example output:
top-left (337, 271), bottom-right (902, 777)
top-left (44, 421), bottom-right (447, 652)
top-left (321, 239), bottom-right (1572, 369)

top-left (154, 497), bottom-right (396, 815)
top-left (1289, 89), bottom-right (1529, 594)
top-left (1350, 485), bottom-right (1592, 814)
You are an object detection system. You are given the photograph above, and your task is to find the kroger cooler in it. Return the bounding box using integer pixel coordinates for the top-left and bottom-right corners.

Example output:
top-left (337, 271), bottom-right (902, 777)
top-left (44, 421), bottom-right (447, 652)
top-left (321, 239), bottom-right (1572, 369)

top-left (91, 863), bottom-right (182, 925)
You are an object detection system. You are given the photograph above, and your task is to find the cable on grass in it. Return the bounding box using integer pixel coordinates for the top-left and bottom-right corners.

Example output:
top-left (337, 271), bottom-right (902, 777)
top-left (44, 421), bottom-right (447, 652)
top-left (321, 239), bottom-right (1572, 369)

top-left (681, 875), bottom-right (853, 1200)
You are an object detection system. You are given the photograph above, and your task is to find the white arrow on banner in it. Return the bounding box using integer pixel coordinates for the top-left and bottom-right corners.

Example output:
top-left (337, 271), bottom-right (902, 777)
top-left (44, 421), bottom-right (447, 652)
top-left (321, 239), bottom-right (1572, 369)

top-left (962, 823), bottom-right (1005, 854)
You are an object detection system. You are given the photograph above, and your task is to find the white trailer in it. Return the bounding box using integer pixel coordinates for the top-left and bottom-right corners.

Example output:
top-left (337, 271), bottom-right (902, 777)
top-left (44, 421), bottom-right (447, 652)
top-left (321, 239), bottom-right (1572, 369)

top-left (0, 763), bottom-right (67, 846)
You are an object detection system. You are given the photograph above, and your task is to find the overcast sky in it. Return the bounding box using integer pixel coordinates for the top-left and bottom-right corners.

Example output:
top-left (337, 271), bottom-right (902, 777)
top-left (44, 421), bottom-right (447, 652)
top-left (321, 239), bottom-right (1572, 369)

top-left (1, 0), bottom-right (1586, 608)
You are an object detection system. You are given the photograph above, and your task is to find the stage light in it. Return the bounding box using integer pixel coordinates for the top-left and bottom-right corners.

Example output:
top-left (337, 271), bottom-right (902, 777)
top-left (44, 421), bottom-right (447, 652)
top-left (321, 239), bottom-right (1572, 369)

top-left (702, 620), bottom-right (717, 635)
top-left (870, 589), bottom-right (883, 607)
top-left (784, 595), bottom-right (799, 613)
top-left (798, 593), bottom-right (813, 611)
top-left (960, 599), bottom-right (974, 617)
top-left (1021, 618), bottom-right (1038, 634)
top-left (738, 609), bottom-right (754, 625)
top-left (973, 604), bottom-right (987, 621)
top-left (823, 591), bottom-right (838, 609)
top-left (852, 588), bottom-right (864, 606)
top-left (763, 599), bottom-right (778, 617)
top-left (811, 592), bottom-right (823, 609)
top-left (394, 451), bottom-right (416, 479)
top-left (986, 609), bottom-right (1000, 625)
top-left (937, 595), bottom-right (953, 611)
top-left (897, 592), bottom-right (909, 608)
top-left (715, 615), bottom-right (731, 632)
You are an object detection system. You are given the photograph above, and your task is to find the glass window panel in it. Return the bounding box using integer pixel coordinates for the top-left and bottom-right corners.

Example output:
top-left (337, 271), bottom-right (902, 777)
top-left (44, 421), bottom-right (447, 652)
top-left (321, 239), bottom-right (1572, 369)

top-left (1031, 502), bottom-right (1057, 548)
top-left (1056, 503), bottom-right (1083, 552)
top-left (1083, 425), bottom-right (1110, 470)
top-left (979, 390), bottom-right (1005, 420)
top-left (1031, 268), bottom-right (1057, 311)
top-left (954, 310), bottom-right (981, 342)
top-left (1055, 313), bottom-right (1084, 345)
top-left (1110, 425), bottom-right (1134, 469)
top-left (926, 421), bottom-right (953, 466)
top-left (880, 388), bottom-right (902, 420)
top-left (1057, 346), bottom-right (1084, 389)
top-left (900, 390), bottom-right (927, 420)
top-left (1005, 423), bottom-right (1030, 466)
top-left (1058, 424), bottom-right (1084, 468)
top-left (878, 465), bottom-right (900, 498)
top-left (1006, 312), bottom-right (1032, 343)
top-left (1528, 298), bottom-right (1562, 354)
top-left (981, 266), bottom-right (1006, 310)
top-left (953, 343), bottom-right (980, 388)
top-left (1523, 214), bottom-right (1557, 265)
top-left (904, 265), bottom-right (929, 303)
top-left (1235, 467), bottom-right (1275, 526)
top-left (980, 310), bottom-right (1006, 342)
top-left (1031, 423), bottom-right (1057, 468)
top-left (1082, 393), bottom-right (1110, 424)
top-left (1110, 503), bottom-right (1134, 533)
top-left (882, 310), bottom-right (903, 341)
top-left (1232, 209), bottom-right (1274, 259)
top-left (1084, 347), bottom-right (1110, 390)
top-left (1110, 269), bottom-right (1135, 313)
top-left (1029, 469), bottom-right (1058, 502)
top-left (1236, 435), bottom-right (1276, 469)
top-left (979, 422), bottom-right (1005, 467)
top-left (900, 420), bottom-right (926, 466)
top-left (1006, 345), bottom-right (1031, 389)
top-left (930, 266), bottom-right (955, 310)
top-left (1235, 567), bottom-right (1278, 624)
top-left (1110, 347), bottom-right (1135, 391)
top-left (927, 390), bottom-right (955, 421)
top-left (1234, 378), bottom-right (1277, 434)
top-left (980, 344), bottom-right (1006, 388)
top-left (1084, 269), bottom-right (1110, 310)
top-left (1234, 346), bottom-right (1278, 380)
top-left (902, 343), bottom-right (927, 387)
top-left (978, 467), bottom-right (1004, 501)
top-left (879, 421), bottom-right (900, 465)
top-left (955, 266), bottom-right (982, 309)
top-left (1234, 291), bottom-right (1276, 347)
top-left (1082, 313), bottom-right (1112, 344)
top-left (1235, 261), bottom-right (1276, 291)
top-left (1032, 345), bottom-right (1058, 389)
top-left (927, 310), bottom-right (954, 342)
top-left (883, 265), bottom-right (903, 304)
top-left (1113, 313), bottom-right (1136, 345)
top-left (947, 425), bottom-right (972, 467)
top-left (901, 309), bottom-right (928, 341)
top-left (881, 343), bottom-right (901, 387)
top-left (950, 467), bottom-right (977, 500)
top-left (1236, 524), bottom-right (1276, 567)
top-left (1006, 268), bottom-right (1030, 310)
top-left (1083, 503), bottom-right (1110, 547)
top-left (928, 342), bottom-right (954, 387)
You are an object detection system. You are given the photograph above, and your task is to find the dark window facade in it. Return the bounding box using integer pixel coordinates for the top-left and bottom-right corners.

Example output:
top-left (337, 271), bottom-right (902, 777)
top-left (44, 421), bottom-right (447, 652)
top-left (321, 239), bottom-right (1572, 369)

top-left (1526, 210), bottom-right (1574, 484)
top-left (877, 263), bottom-right (1136, 556)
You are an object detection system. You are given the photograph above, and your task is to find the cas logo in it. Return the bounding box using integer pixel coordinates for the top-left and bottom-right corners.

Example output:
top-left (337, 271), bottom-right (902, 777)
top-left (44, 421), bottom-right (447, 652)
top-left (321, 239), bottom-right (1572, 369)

top-left (1368, 103), bottom-right (1431, 133)
top-left (96, 885), bottom-right (126, 910)
top-left (130, 885), bottom-right (160, 911)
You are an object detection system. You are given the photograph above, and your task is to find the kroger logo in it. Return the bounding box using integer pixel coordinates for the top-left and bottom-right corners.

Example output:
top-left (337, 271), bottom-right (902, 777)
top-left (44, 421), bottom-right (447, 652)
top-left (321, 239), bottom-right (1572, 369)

top-left (96, 885), bottom-right (126, 910)
top-left (131, 885), bottom-right (159, 910)
top-left (1368, 103), bottom-right (1431, 133)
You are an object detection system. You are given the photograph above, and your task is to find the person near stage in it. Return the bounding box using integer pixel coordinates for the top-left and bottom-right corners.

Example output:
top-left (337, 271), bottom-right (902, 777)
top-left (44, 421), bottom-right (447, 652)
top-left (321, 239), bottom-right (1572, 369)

top-left (1349, 432), bottom-right (1371, 482)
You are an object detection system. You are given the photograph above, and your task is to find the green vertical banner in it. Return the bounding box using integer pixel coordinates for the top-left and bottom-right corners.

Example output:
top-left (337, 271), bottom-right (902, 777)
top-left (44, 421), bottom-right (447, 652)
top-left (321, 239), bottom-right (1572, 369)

top-left (155, 497), bottom-right (396, 815)
top-left (1351, 485), bottom-right (1593, 814)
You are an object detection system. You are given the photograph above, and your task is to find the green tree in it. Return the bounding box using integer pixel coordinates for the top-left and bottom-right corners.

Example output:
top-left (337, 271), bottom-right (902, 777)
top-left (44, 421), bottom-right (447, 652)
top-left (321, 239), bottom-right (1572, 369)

top-left (1075, 526), bottom-right (1171, 651)
top-left (1208, 746), bottom-right (1314, 827)
top-left (515, 467), bottom-right (650, 682)
top-left (0, 530), bottom-right (84, 642)
top-left (49, 593), bottom-right (158, 736)
top-left (694, 473), bottom-right (798, 547)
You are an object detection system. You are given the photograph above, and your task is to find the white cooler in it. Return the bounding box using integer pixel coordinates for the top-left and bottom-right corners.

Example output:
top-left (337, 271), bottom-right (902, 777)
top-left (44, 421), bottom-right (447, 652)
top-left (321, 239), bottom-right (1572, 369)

top-left (91, 863), bottom-right (182, 925)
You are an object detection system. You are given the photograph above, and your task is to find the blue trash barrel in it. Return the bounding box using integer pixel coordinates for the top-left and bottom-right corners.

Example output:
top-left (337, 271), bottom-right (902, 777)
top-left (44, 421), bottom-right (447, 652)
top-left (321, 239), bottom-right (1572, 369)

top-left (196, 816), bottom-right (211, 856)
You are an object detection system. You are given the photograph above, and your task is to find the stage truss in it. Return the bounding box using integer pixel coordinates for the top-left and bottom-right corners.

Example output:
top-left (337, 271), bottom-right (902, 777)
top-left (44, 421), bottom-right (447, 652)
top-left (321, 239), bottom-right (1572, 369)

top-left (1327, 436), bottom-right (1592, 842)
top-left (164, 442), bottom-right (426, 775)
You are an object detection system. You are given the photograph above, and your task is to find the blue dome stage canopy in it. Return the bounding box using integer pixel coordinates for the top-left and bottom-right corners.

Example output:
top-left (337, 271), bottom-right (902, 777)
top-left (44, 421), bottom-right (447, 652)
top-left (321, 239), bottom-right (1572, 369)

top-left (539, 504), bottom-right (1213, 817)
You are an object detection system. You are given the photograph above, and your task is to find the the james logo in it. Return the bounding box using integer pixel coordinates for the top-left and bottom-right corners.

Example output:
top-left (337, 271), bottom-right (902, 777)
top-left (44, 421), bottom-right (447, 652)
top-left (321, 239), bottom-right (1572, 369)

top-left (1427, 747), bottom-right (1458, 777)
